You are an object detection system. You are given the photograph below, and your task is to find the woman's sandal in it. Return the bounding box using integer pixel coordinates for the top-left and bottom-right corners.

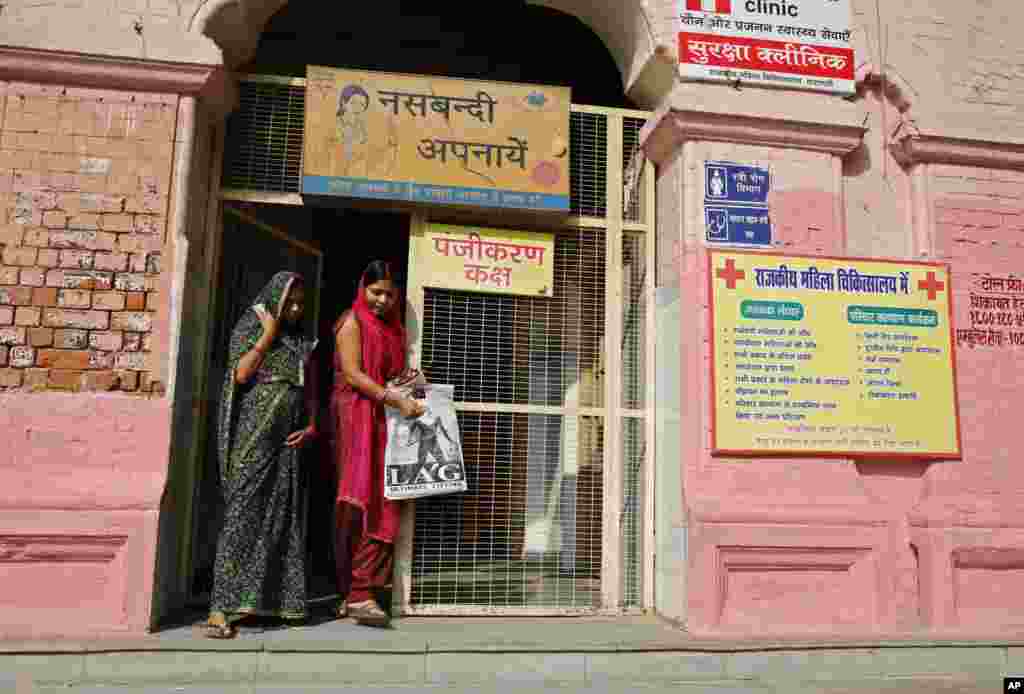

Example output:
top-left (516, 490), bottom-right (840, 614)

top-left (347, 599), bottom-right (390, 628)
top-left (278, 617), bottom-right (307, 630)
top-left (204, 622), bottom-right (237, 639)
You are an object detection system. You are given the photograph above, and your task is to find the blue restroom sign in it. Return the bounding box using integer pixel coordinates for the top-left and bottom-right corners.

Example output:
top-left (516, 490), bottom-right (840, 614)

top-left (705, 161), bottom-right (771, 204)
top-left (704, 160), bottom-right (772, 246)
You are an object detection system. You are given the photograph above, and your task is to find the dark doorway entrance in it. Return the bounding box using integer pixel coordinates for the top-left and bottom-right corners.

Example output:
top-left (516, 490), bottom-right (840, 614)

top-left (306, 206), bottom-right (409, 602)
top-left (189, 203), bottom-right (409, 609)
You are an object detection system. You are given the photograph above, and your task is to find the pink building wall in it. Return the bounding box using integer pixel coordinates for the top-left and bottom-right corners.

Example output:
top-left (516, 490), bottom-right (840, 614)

top-left (0, 79), bottom-right (180, 638)
top-left (0, 393), bottom-right (171, 637)
top-left (0, 55), bottom-right (221, 638)
top-left (640, 0), bottom-right (1024, 631)
top-left (0, 0), bottom-right (1022, 641)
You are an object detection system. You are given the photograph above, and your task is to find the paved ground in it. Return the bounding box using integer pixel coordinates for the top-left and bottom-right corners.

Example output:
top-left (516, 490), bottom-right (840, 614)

top-left (1, 615), bottom-right (1019, 692)
top-left (0, 680), bottom-right (1010, 693)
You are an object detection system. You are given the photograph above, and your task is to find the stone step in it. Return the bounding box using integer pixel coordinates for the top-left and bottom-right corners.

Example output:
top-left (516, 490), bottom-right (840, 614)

top-left (1, 617), bottom-right (1019, 692)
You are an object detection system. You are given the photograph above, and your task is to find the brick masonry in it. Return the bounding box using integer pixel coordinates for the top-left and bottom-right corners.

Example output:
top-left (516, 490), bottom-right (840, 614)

top-left (0, 81), bottom-right (176, 393)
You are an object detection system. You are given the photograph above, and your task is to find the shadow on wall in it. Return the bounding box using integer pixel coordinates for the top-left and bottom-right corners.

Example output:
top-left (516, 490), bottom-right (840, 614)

top-left (843, 139), bottom-right (871, 178)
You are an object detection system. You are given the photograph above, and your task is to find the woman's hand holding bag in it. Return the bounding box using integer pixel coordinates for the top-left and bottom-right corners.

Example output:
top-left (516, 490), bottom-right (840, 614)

top-left (387, 369), bottom-right (427, 419)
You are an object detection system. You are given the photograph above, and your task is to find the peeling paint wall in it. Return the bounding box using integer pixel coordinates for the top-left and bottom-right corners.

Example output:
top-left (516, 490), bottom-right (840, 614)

top-left (0, 79), bottom-right (186, 638)
top-left (0, 82), bottom-right (177, 394)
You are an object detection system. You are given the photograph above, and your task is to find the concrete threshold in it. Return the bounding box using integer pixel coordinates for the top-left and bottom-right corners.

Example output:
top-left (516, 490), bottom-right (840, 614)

top-left (1, 617), bottom-right (1020, 690)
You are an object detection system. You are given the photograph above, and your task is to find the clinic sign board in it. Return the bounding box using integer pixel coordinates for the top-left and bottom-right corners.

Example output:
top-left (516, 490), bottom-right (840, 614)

top-left (303, 66), bottom-right (571, 212)
top-left (678, 0), bottom-right (855, 95)
top-left (709, 250), bottom-right (961, 459)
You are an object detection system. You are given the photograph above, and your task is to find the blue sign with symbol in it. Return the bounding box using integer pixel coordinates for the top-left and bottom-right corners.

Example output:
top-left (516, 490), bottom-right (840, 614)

top-left (705, 208), bottom-right (729, 242)
top-left (705, 206), bottom-right (772, 246)
top-left (704, 161), bottom-right (772, 246)
top-left (705, 162), bottom-right (771, 204)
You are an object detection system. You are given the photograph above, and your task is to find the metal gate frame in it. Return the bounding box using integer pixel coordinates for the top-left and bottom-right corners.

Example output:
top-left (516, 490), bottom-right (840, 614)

top-left (202, 75), bottom-right (657, 615)
top-left (397, 104), bottom-right (656, 615)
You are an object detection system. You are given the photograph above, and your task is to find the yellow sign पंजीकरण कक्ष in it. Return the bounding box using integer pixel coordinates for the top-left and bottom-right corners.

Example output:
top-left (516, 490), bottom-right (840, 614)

top-left (412, 223), bottom-right (555, 298)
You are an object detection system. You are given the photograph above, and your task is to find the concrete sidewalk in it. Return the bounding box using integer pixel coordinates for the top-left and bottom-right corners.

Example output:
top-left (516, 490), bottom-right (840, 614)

top-left (2, 616), bottom-right (1020, 692)
top-left (0, 682), bottom-right (1009, 694)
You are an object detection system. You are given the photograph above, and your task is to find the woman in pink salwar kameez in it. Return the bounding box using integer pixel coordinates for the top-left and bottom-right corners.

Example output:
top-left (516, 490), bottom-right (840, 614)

top-left (331, 260), bottom-right (423, 627)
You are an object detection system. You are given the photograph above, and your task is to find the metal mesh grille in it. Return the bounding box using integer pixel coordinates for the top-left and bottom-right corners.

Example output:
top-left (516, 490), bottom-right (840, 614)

top-left (420, 230), bottom-right (607, 407)
top-left (412, 229), bottom-right (608, 610)
top-left (411, 412), bottom-right (605, 609)
top-left (570, 111), bottom-right (608, 218)
top-left (623, 116), bottom-right (647, 223)
top-left (622, 232), bottom-right (647, 409)
top-left (222, 81), bottom-right (305, 193)
top-left (621, 417), bottom-right (645, 608)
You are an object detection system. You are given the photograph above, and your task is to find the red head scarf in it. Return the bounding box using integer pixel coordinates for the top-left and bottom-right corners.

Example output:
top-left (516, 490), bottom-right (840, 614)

top-left (349, 267), bottom-right (406, 385)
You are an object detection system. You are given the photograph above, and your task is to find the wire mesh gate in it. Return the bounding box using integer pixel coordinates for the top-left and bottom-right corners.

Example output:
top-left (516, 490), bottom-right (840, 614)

top-left (220, 76), bottom-right (655, 615)
top-left (398, 108), bottom-right (655, 615)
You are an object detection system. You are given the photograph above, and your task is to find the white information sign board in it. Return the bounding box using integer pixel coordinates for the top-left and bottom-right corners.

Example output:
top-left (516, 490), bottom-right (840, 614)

top-left (678, 0), bottom-right (855, 95)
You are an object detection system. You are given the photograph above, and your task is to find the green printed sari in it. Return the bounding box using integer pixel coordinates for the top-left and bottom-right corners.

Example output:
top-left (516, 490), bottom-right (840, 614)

top-left (209, 271), bottom-right (316, 624)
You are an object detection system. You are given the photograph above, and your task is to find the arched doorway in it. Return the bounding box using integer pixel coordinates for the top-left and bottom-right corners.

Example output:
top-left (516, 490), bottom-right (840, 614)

top-left (166, 0), bottom-right (654, 625)
top-left (237, 2), bottom-right (635, 109)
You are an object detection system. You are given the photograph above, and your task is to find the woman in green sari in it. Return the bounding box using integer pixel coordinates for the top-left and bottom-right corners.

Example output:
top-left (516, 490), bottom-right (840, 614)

top-left (206, 271), bottom-right (318, 638)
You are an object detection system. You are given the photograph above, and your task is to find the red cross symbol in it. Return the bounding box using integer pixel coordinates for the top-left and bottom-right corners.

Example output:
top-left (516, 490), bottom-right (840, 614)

top-left (716, 258), bottom-right (745, 289)
top-left (918, 271), bottom-right (945, 301)
top-left (686, 0), bottom-right (732, 12)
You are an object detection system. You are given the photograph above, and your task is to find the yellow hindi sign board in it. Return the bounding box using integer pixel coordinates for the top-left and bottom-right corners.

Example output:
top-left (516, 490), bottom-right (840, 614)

top-left (412, 223), bottom-right (555, 298)
top-left (709, 250), bottom-right (961, 459)
top-left (302, 66), bottom-right (570, 212)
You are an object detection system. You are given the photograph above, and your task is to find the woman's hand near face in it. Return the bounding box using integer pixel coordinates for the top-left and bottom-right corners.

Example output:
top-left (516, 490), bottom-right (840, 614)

top-left (235, 304), bottom-right (279, 384)
top-left (253, 303), bottom-right (279, 340)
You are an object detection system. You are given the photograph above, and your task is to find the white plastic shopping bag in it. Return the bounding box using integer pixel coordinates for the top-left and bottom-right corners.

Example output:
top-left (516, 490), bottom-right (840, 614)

top-left (384, 384), bottom-right (467, 500)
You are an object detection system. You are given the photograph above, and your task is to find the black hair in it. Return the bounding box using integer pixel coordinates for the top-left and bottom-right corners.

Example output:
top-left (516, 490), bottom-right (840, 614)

top-left (362, 260), bottom-right (398, 286)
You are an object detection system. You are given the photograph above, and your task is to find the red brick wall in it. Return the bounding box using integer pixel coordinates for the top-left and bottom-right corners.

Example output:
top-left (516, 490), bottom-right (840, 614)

top-left (0, 82), bottom-right (177, 393)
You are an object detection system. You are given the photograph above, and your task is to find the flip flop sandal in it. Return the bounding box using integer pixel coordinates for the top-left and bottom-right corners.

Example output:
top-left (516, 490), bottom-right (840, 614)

top-left (348, 600), bottom-right (390, 628)
top-left (265, 620), bottom-right (301, 631)
top-left (204, 623), bottom-right (237, 639)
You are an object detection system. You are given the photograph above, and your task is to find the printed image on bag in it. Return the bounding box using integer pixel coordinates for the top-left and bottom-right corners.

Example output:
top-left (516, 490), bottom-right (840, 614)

top-left (384, 384), bottom-right (467, 500)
